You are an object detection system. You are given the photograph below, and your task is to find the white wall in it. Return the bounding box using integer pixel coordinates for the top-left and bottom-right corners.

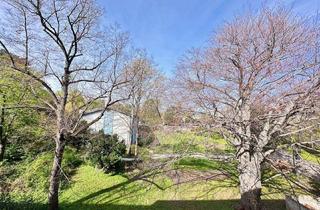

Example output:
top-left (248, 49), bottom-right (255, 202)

top-left (82, 111), bottom-right (104, 132)
top-left (82, 110), bottom-right (132, 145)
top-left (112, 112), bottom-right (131, 145)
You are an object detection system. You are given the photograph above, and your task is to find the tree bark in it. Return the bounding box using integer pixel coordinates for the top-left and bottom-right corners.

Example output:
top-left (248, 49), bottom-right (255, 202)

top-left (238, 152), bottom-right (262, 210)
top-left (133, 116), bottom-right (139, 156)
top-left (0, 94), bottom-right (6, 161)
top-left (48, 132), bottom-right (65, 210)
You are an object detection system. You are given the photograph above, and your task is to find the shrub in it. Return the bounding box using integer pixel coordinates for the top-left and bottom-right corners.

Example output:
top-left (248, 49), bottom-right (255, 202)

top-left (138, 125), bottom-right (157, 147)
top-left (5, 143), bottom-right (25, 162)
top-left (88, 134), bottom-right (126, 173)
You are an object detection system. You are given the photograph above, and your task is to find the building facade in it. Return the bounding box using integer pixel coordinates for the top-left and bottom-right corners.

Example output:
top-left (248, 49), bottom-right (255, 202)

top-left (83, 109), bottom-right (136, 145)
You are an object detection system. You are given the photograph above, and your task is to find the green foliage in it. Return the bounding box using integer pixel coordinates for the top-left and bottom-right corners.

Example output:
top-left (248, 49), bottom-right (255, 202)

top-left (63, 148), bottom-right (83, 171)
top-left (67, 121), bottom-right (92, 151)
top-left (87, 134), bottom-right (126, 173)
top-left (0, 54), bottom-right (49, 161)
top-left (4, 144), bottom-right (25, 161)
top-left (8, 147), bottom-right (82, 203)
top-left (4, 112), bottom-right (51, 161)
top-left (0, 162), bottom-right (18, 202)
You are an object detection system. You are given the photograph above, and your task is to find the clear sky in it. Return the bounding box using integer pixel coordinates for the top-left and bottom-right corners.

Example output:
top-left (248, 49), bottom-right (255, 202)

top-left (98, 0), bottom-right (319, 75)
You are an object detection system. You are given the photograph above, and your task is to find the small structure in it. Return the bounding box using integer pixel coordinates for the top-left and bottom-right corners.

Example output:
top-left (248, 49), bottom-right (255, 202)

top-left (83, 109), bottom-right (137, 146)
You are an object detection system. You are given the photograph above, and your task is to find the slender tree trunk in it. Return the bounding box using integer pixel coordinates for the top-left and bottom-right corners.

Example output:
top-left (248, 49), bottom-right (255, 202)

top-left (238, 152), bottom-right (262, 210)
top-left (48, 131), bottom-right (65, 210)
top-left (134, 139), bottom-right (138, 156)
top-left (134, 116), bottom-right (139, 156)
top-left (0, 110), bottom-right (5, 161)
top-left (127, 108), bottom-right (134, 155)
top-left (0, 94), bottom-right (6, 161)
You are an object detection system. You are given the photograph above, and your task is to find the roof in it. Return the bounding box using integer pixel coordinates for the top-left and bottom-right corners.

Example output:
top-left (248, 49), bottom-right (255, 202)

top-left (83, 108), bottom-right (131, 117)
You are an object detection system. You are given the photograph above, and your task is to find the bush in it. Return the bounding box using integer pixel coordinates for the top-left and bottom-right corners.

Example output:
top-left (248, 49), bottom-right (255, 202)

top-left (138, 125), bottom-right (156, 147)
top-left (88, 133), bottom-right (126, 173)
top-left (138, 135), bottom-right (154, 147)
top-left (63, 147), bottom-right (83, 171)
top-left (5, 143), bottom-right (26, 162)
top-left (0, 163), bottom-right (17, 203)
top-left (67, 121), bottom-right (92, 151)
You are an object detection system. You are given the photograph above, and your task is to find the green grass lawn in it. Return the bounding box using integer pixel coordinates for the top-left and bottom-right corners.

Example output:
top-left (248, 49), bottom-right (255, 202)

top-left (1, 131), bottom-right (290, 210)
top-left (2, 164), bottom-right (286, 210)
top-left (59, 165), bottom-right (241, 210)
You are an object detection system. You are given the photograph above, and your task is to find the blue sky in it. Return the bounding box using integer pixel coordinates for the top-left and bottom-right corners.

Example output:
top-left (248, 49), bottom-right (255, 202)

top-left (98, 0), bottom-right (319, 75)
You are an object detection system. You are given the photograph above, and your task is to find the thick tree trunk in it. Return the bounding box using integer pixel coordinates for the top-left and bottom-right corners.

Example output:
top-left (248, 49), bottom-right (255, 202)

top-left (48, 132), bottom-right (65, 210)
top-left (238, 152), bottom-right (262, 210)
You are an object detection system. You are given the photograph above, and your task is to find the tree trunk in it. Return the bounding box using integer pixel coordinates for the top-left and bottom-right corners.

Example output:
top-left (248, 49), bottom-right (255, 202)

top-left (0, 96), bottom-right (6, 161)
top-left (238, 152), bottom-right (262, 210)
top-left (0, 136), bottom-right (6, 161)
top-left (133, 116), bottom-right (139, 156)
top-left (48, 132), bottom-right (65, 210)
top-left (134, 137), bottom-right (138, 156)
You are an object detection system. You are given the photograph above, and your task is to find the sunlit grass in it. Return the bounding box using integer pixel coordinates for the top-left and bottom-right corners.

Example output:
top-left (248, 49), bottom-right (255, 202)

top-left (300, 150), bottom-right (320, 164)
top-left (2, 130), bottom-right (291, 210)
top-left (59, 165), bottom-right (240, 210)
top-left (154, 131), bottom-right (233, 154)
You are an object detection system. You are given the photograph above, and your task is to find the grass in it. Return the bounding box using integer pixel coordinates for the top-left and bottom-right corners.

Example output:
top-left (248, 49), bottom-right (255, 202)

top-left (3, 163), bottom-right (287, 210)
top-left (60, 165), bottom-right (239, 206)
top-left (154, 131), bottom-right (233, 154)
top-left (300, 149), bottom-right (320, 164)
top-left (2, 165), bottom-right (283, 210)
top-left (287, 147), bottom-right (320, 164)
top-left (2, 164), bottom-right (239, 209)
top-left (1, 131), bottom-right (290, 210)
top-left (5, 148), bottom-right (82, 204)
top-left (174, 157), bottom-right (237, 174)
top-left (2, 164), bottom-right (285, 210)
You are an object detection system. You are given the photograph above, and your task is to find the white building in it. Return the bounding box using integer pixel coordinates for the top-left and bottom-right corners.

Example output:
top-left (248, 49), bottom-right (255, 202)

top-left (83, 109), bottom-right (137, 145)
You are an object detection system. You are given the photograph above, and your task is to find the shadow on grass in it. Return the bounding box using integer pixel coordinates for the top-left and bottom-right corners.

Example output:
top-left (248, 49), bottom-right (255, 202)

top-left (0, 199), bottom-right (285, 210)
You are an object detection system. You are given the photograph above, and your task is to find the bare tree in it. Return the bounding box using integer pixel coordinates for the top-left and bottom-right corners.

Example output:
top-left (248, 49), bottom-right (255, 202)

top-left (0, 0), bottom-right (133, 209)
top-left (124, 52), bottom-right (164, 155)
top-left (176, 9), bottom-right (320, 210)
